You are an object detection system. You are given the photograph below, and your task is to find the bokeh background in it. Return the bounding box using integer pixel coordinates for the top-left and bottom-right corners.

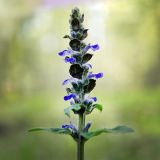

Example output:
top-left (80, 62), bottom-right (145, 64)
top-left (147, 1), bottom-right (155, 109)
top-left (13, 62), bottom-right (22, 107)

top-left (0, 0), bottom-right (160, 160)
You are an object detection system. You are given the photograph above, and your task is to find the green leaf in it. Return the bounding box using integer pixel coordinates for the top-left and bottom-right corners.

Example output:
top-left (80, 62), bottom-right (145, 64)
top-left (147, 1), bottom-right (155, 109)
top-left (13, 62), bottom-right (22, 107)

top-left (28, 127), bottom-right (72, 135)
top-left (93, 104), bottom-right (103, 112)
top-left (64, 104), bottom-right (81, 117)
top-left (86, 104), bottom-right (103, 114)
top-left (81, 125), bottom-right (134, 140)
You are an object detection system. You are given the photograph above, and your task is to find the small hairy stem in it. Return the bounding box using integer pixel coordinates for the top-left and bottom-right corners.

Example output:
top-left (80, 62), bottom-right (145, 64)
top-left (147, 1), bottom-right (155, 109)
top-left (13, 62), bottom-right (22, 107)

top-left (77, 113), bottom-right (85, 160)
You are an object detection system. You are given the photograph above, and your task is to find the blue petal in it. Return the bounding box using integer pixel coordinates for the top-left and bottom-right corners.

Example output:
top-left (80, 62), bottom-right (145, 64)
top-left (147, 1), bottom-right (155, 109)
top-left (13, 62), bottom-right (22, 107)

top-left (62, 123), bottom-right (77, 132)
top-left (90, 44), bottom-right (100, 51)
top-left (95, 73), bottom-right (103, 79)
top-left (58, 50), bottom-right (73, 56)
top-left (70, 93), bottom-right (76, 98)
top-left (83, 44), bottom-right (91, 53)
top-left (64, 93), bottom-right (76, 101)
top-left (62, 124), bottom-right (70, 129)
top-left (83, 44), bottom-right (100, 53)
top-left (62, 79), bottom-right (70, 85)
top-left (58, 50), bottom-right (67, 56)
top-left (83, 122), bottom-right (92, 132)
top-left (88, 72), bottom-right (95, 78)
top-left (64, 95), bottom-right (70, 101)
top-left (91, 97), bottom-right (97, 102)
top-left (86, 64), bottom-right (92, 68)
top-left (71, 31), bottom-right (77, 38)
top-left (64, 57), bottom-right (76, 63)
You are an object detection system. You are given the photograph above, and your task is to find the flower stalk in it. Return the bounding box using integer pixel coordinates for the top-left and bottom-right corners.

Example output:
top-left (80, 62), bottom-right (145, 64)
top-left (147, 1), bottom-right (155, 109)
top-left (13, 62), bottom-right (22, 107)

top-left (77, 113), bottom-right (85, 160)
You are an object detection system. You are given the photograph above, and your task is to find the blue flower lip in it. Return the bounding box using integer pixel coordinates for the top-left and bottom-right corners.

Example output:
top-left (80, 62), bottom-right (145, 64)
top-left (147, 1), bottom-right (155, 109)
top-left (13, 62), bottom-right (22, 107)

top-left (62, 78), bottom-right (78, 85)
top-left (58, 49), bottom-right (73, 56)
top-left (62, 123), bottom-right (77, 132)
top-left (64, 93), bottom-right (77, 101)
top-left (62, 79), bottom-right (70, 85)
top-left (64, 57), bottom-right (76, 63)
top-left (71, 31), bottom-right (77, 38)
top-left (83, 96), bottom-right (97, 104)
top-left (88, 72), bottom-right (103, 79)
top-left (95, 72), bottom-right (103, 79)
top-left (91, 97), bottom-right (97, 102)
top-left (90, 44), bottom-right (100, 51)
top-left (83, 121), bottom-right (92, 132)
top-left (83, 44), bottom-right (100, 53)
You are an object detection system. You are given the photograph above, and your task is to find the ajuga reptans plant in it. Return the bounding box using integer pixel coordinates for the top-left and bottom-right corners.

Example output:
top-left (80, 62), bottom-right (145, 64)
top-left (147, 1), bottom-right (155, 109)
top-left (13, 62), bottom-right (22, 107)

top-left (29, 8), bottom-right (134, 160)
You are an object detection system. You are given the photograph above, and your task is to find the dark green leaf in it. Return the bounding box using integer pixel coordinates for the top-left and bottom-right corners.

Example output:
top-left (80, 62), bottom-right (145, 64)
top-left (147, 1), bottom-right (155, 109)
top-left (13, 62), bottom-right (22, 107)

top-left (28, 127), bottom-right (72, 135)
top-left (69, 39), bottom-right (80, 51)
top-left (81, 126), bottom-right (134, 140)
top-left (82, 53), bottom-right (93, 63)
top-left (69, 64), bottom-right (84, 79)
top-left (83, 79), bottom-right (96, 93)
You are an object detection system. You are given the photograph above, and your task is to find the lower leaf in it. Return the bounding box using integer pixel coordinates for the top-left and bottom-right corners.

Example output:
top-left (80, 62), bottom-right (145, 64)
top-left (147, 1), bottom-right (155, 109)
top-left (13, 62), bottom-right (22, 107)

top-left (81, 125), bottom-right (134, 140)
top-left (28, 127), bottom-right (72, 135)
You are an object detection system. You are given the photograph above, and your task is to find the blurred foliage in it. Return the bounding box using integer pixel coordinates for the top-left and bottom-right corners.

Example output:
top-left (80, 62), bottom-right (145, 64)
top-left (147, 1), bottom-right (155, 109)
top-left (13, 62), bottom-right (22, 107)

top-left (0, 0), bottom-right (160, 160)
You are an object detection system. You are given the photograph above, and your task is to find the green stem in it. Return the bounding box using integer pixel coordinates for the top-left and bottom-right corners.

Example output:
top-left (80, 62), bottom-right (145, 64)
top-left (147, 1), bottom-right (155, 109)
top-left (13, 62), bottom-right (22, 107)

top-left (77, 113), bottom-right (85, 160)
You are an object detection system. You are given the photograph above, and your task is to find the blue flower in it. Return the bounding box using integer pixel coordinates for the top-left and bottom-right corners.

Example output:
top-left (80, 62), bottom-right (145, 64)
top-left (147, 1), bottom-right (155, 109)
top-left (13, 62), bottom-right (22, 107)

top-left (83, 44), bottom-right (100, 53)
top-left (90, 44), bottom-right (100, 51)
top-left (88, 72), bottom-right (103, 79)
top-left (62, 79), bottom-right (70, 85)
top-left (64, 57), bottom-right (76, 63)
top-left (62, 78), bottom-right (78, 85)
top-left (95, 72), bottom-right (103, 79)
top-left (62, 123), bottom-right (77, 132)
top-left (83, 44), bottom-right (91, 53)
top-left (88, 72), bottom-right (95, 78)
top-left (83, 97), bottom-right (97, 105)
top-left (91, 97), bottom-right (97, 102)
top-left (64, 93), bottom-right (76, 101)
top-left (58, 50), bottom-right (73, 56)
top-left (83, 122), bottom-right (92, 132)
top-left (71, 31), bottom-right (77, 38)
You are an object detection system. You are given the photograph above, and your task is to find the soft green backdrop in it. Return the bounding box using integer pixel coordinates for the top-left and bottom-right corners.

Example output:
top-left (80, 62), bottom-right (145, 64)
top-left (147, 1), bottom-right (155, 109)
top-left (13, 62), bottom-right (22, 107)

top-left (0, 0), bottom-right (160, 160)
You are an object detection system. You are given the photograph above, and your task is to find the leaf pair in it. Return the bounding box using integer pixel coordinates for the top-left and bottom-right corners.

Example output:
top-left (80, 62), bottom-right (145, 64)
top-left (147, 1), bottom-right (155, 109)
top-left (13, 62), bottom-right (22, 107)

top-left (28, 125), bottom-right (134, 141)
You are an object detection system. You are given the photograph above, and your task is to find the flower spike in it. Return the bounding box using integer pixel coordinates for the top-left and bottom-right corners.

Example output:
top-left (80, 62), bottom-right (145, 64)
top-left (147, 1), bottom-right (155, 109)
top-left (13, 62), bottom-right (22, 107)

top-left (29, 7), bottom-right (134, 160)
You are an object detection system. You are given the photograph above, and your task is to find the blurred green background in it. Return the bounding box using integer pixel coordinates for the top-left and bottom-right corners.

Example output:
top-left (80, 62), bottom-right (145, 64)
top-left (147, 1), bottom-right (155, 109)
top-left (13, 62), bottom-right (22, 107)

top-left (0, 0), bottom-right (160, 160)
